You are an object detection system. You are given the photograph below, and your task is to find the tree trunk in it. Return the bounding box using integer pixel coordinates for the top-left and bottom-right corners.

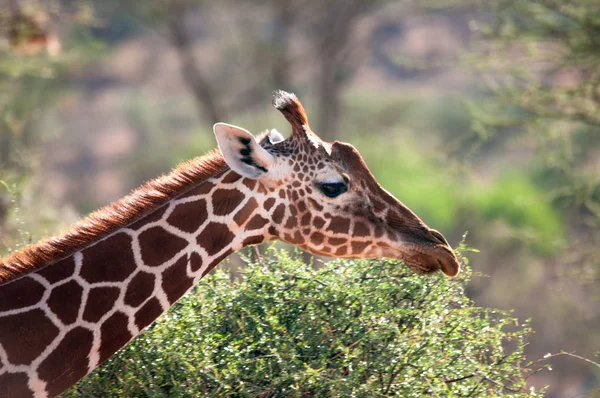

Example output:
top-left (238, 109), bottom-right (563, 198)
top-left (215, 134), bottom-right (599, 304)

top-left (311, 1), bottom-right (369, 140)
top-left (167, 5), bottom-right (227, 124)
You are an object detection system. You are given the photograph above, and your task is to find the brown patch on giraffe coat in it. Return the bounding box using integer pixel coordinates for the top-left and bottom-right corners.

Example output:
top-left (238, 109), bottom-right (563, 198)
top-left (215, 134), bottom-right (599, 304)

top-left (0, 373), bottom-right (34, 398)
top-left (0, 309), bottom-right (59, 365)
top-left (37, 256), bottom-right (75, 284)
top-left (284, 216), bottom-right (297, 229)
top-left (310, 232), bottom-right (325, 245)
top-left (128, 204), bottom-right (168, 230)
top-left (297, 200), bottom-right (307, 212)
top-left (212, 188), bottom-right (246, 216)
top-left (264, 198), bottom-right (276, 211)
top-left (271, 204), bottom-right (286, 224)
top-left (301, 213), bottom-right (311, 226)
top-left (242, 178), bottom-right (256, 190)
top-left (372, 198), bottom-right (386, 213)
top-left (335, 246), bottom-right (348, 256)
top-left (352, 241), bottom-right (370, 254)
top-left (162, 254), bottom-right (193, 304)
top-left (81, 233), bottom-right (136, 283)
top-left (268, 226), bottom-right (277, 236)
top-left (242, 235), bottom-right (264, 246)
top-left (99, 312), bottom-right (132, 364)
top-left (234, 198), bottom-right (258, 226)
top-left (284, 231), bottom-right (304, 244)
top-left (246, 214), bottom-right (269, 230)
top-left (138, 227), bottom-right (188, 267)
top-left (313, 216), bottom-right (326, 228)
top-left (167, 199), bottom-right (208, 233)
top-left (134, 297), bottom-right (163, 330)
top-left (190, 252), bottom-right (203, 272)
top-left (328, 237), bottom-right (347, 246)
top-left (83, 287), bottom-right (120, 323)
top-left (0, 276), bottom-right (44, 312)
top-left (222, 171), bottom-right (241, 184)
top-left (179, 181), bottom-right (215, 199)
top-left (307, 197), bottom-right (323, 211)
top-left (125, 272), bottom-right (155, 307)
top-left (197, 222), bottom-right (235, 256)
top-left (47, 280), bottom-right (83, 325)
top-left (327, 217), bottom-right (350, 234)
top-left (0, 151), bottom-right (226, 284)
top-left (354, 221), bottom-right (370, 237)
top-left (257, 183), bottom-right (268, 194)
top-left (38, 327), bottom-right (93, 398)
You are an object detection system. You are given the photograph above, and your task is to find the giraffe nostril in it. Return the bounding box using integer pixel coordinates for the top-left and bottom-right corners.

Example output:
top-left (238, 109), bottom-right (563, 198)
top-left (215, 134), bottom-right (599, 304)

top-left (428, 229), bottom-right (449, 247)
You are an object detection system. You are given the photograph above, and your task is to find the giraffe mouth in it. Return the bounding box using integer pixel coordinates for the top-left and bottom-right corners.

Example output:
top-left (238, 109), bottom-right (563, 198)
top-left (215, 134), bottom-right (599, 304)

top-left (402, 244), bottom-right (460, 277)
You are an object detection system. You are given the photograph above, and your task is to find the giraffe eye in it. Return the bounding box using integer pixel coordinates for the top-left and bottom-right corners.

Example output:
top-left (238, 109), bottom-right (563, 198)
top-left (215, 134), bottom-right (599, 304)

top-left (319, 182), bottom-right (348, 198)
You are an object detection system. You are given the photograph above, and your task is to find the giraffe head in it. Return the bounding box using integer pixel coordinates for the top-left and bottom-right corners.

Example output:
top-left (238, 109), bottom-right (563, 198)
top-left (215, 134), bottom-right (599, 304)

top-left (214, 90), bottom-right (460, 276)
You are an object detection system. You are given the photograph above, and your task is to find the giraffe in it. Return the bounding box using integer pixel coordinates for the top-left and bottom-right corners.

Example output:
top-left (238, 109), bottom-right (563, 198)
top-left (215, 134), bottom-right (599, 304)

top-left (0, 90), bottom-right (459, 397)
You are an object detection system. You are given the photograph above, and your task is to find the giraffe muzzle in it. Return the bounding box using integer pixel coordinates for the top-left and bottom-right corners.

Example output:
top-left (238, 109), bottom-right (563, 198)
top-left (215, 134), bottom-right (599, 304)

top-left (396, 227), bottom-right (460, 277)
top-left (403, 243), bottom-right (460, 277)
top-left (429, 245), bottom-right (460, 277)
top-left (426, 229), bottom-right (460, 277)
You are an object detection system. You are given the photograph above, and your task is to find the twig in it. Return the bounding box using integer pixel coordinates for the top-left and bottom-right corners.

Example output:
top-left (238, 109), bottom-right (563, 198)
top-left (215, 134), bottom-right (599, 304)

top-left (445, 374), bottom-right (476, 384)
top-left (167, 2), bottom-right (226, 124)
top-left (532, 351), bottom-right (600, 370)
top-left (253, 245), bottom-right (262, 266)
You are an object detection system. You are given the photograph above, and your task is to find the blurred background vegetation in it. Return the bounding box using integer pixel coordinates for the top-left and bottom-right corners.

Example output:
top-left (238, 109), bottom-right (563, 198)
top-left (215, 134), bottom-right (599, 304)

top-left (0, 0), bottom-right (598, 396)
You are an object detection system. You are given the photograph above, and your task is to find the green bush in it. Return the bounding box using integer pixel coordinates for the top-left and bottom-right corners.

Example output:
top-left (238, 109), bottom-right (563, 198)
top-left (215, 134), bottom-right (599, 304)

top-left (65, 247), bottom-right (542, 397)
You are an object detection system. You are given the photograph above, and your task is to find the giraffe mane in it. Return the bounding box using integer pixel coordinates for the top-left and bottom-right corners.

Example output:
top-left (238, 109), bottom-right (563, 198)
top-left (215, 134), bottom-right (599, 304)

top-left (0, 150), bottom-right (227, 285)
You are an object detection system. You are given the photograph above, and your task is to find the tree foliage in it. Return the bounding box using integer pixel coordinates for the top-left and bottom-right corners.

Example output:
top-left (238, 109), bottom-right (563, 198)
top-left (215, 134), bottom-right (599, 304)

top-left (65, 246), bottom-right (544, 397)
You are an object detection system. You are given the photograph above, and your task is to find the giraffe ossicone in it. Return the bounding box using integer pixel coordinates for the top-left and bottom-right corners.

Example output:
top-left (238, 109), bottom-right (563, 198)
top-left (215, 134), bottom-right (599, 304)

top-left (0, 90), bottom-right (459, 397)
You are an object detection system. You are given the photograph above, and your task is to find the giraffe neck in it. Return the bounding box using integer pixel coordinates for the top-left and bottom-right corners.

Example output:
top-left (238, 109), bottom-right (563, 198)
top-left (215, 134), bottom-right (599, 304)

top-left (0, 170), bottom-right (271, 398)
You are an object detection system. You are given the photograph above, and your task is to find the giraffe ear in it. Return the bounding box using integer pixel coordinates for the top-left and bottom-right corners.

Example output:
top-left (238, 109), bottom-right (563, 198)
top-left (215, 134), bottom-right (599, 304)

top-left (214, 123), bottom-right (275, 179)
